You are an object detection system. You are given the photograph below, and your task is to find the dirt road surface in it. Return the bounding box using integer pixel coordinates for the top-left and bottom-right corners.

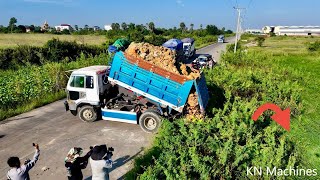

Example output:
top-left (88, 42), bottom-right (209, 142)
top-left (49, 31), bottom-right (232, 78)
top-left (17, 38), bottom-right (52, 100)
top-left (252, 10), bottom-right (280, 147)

top-left (0, 38), bottom-right (234, 179)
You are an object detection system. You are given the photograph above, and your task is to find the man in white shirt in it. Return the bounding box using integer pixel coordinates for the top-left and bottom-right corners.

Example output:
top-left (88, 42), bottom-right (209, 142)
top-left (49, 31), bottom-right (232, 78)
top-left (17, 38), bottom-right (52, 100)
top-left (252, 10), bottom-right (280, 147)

top-left (7, 144), bottom-right (40, 180)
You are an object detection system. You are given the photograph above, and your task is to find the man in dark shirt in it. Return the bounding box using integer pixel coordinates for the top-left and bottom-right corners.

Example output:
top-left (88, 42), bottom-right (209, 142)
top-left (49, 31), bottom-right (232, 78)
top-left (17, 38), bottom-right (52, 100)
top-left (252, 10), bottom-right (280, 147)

top-left (65, 147), bottom-right (92, 180)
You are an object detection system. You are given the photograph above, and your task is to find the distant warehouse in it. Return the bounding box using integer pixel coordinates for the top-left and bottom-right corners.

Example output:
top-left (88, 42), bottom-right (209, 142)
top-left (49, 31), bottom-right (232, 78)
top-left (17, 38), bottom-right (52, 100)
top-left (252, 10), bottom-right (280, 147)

top-left (263, 26), bottom-right (320, 36)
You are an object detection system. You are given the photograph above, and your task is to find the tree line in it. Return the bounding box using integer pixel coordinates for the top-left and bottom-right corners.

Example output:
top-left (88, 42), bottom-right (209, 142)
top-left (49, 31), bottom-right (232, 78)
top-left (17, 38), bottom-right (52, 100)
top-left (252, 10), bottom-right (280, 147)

top-left (0, 17), bottom-right (233, 37)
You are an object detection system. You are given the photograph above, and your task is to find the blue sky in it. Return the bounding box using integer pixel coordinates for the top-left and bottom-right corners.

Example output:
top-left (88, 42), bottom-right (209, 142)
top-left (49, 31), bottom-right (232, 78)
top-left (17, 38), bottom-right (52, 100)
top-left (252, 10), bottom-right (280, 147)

top-left (0, 0), bottom-right (319, 30)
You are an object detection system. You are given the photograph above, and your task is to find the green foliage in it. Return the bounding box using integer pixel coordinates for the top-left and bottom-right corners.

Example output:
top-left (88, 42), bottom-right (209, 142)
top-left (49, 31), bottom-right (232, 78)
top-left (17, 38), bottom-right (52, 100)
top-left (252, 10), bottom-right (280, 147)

top-left (269, 32), bottom-right (276, 37)
top-left (145, 34), bottom-right (168, 46)
top-left (127, 50), bottom-right (302, 179)
top-left (0, 53), bottom-right (109, 120)
top-left (226, 43), bottom-right (244, 53)
top-left (0, 38), bottom-right (104, 70)
top-left (255, 36), bottom-right (266, 47)
top-left (307, 40), bottom-right (320, 51)
top-left (129, 31), bottom-right (145, 42)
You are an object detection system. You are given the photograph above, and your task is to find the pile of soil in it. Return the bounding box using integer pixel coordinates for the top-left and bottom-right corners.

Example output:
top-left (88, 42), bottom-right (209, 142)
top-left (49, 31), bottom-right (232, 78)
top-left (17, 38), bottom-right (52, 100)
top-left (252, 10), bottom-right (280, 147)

top-left (125, 42), bottom-right (203, 119)
top-left (186, 92), bottom-right (203, 120)
top-left (126, 42), bottom-right (200, 80)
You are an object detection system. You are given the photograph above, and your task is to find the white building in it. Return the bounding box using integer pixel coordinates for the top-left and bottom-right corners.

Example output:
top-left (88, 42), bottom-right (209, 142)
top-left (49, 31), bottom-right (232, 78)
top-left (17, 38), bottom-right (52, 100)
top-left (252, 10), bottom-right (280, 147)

top-left (55, 24), bottom-right (73, 31)
top-left (104, 25), bottom-right (112, 31)
top-left (274, 26), bottom-right (320, 36)
top-left (262, 26), bottom-right (320, 36)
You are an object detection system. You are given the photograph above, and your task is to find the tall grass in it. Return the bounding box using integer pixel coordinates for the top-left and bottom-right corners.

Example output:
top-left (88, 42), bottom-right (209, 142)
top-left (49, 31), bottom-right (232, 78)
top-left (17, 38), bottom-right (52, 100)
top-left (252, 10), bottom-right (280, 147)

top-left (0, 53), bottom-right (110, 121)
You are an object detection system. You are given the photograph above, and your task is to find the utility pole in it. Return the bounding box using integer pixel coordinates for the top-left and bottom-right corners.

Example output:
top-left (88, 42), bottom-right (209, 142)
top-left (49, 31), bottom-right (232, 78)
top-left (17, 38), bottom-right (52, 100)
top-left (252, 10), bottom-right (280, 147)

top-left (234, 7), bottom-right (245, 53)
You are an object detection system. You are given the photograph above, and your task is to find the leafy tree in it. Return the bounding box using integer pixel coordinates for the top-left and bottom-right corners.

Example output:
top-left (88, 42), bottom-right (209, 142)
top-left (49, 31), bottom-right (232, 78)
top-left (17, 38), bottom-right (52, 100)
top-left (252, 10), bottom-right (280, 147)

top-left (111, 23), bottom-right (120, 31)
top-left (221, 27), bottom-right (225, 33)
top-left (148, 22), bottom-right (155, 32)
top-left (84, 24), bottom-right (89, 30)
top-left (0, 25), bottom-right (7, 33)
top-left (200, 24), bottom-right (203, 30)
top-left (121, 22), bottom-right (128, 31)
top-left (9, 17), bottom-right (17, 33)
top-left (226, 29), bottom-right (233, 34)
top-left (74, 25), bottom-right (78, 31)
top-left (128, 23), bottom-right (135, 30)
top-left (15, 25), bottom-right (26, 33)
top-left (206, 25), bottom-right (219, 35)
top-left (179, 22), bottom-right (186, 32)
top-left (129, 31), bottom-right (144, 42)
top-left (34, 26), bottom-right (42, 33)
top-left (190, 23), bottom-right (194, 32)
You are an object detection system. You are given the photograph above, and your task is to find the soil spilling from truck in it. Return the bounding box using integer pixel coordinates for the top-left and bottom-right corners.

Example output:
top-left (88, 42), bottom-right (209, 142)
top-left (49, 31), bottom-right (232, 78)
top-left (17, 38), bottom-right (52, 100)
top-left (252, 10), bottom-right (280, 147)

top-left (125, 42), bottom-right (203, 119)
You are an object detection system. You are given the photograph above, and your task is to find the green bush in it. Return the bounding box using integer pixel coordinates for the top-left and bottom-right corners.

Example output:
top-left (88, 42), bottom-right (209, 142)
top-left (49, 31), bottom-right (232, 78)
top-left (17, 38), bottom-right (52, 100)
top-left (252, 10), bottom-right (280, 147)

top-left (0, 38), bottom-right (105, 70)
top-left (255, 36), bottom-right (265, 47)
top-left (307, 41), bottom-right (320, 51)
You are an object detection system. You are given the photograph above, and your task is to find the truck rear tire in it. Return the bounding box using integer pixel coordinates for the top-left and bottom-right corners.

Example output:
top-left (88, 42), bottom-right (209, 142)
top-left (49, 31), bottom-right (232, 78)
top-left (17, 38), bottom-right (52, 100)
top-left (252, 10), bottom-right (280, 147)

top-left (139, 111), bottom-right (161, 133)
top-left (79, 105), bottom-right (97, 122)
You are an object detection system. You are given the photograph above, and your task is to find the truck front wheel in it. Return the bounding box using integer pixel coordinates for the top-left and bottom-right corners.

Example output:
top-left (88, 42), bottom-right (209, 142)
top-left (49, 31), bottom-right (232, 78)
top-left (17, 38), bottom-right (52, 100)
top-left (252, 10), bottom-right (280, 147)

top-left (79, 105), bottom-right (97, 122)
top-left (139, 111), bottom-right (161, 133)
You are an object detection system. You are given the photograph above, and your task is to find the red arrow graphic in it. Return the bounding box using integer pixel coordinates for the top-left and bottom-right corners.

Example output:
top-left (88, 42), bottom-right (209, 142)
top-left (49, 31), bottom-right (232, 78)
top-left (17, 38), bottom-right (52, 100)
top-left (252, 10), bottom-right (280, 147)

top-left (252, 103), bottom-right (290, 131)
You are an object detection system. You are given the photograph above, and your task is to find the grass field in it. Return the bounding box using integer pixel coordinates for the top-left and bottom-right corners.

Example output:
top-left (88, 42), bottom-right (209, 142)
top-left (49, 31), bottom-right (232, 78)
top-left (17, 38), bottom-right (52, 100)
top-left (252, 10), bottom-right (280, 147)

top-left (247, 36), bottom-right (320, 171)
top-left (0, 34), bottom-right (106, 48)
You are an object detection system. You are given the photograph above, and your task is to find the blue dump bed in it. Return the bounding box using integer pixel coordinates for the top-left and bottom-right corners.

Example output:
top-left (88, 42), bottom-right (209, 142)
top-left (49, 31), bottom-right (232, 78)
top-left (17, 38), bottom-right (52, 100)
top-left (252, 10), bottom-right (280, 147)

top-left (108, 52), bottom-right (209, 113)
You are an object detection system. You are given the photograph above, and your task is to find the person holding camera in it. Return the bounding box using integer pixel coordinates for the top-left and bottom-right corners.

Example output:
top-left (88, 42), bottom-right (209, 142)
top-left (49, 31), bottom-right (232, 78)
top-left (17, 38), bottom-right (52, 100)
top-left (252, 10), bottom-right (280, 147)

top-left (64, 147), bottom-right (93, 180)
top-left (89, 145), bottom-right (113, 180)
top-left (7, 143), bottom-right (40, 180)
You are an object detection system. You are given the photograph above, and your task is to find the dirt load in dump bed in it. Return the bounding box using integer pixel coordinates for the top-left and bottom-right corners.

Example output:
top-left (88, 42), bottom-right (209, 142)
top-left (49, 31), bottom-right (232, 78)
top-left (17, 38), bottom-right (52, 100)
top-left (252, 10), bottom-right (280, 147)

top-left (125, 42), bottom-right (203, 119)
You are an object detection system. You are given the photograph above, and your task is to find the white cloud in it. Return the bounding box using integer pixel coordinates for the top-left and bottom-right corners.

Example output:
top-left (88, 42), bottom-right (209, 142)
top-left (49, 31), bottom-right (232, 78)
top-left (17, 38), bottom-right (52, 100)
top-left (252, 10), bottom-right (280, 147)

top-left (176, 0), bottom-right (185, 7)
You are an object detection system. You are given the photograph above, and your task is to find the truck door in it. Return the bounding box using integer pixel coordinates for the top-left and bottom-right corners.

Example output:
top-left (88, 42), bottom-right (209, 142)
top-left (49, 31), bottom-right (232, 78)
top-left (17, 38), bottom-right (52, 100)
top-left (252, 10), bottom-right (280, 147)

top-left (68, 75), bottom-right (86, 101)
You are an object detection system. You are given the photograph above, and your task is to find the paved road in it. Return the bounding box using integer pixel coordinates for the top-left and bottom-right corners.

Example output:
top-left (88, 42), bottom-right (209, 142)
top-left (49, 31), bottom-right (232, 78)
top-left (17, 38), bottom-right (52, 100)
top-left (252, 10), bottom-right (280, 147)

top-left (0, 38), bottom-right (234, 180)
top-left (196, 36), bottom-right (236, 62)
top-left (0, 100), bottom-right (152, 180)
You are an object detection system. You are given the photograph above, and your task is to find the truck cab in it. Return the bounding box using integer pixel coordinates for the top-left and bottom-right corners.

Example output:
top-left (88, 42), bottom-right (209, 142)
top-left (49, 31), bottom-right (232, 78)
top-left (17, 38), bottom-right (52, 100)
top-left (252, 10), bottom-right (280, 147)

top-left (65, 65), bottom-right (110, 122)
top-left (181, 38), bottom-right (196, 59)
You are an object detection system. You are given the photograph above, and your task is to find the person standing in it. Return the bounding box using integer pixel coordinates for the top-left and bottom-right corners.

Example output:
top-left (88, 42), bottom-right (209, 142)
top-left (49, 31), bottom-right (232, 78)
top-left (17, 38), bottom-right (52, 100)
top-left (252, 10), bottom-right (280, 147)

top-left (7, 143), bottom-right (40, 180)
top-left (65, 147), bottom-right (92, 180)
top-left (89, 145), bottom-right (113, 180)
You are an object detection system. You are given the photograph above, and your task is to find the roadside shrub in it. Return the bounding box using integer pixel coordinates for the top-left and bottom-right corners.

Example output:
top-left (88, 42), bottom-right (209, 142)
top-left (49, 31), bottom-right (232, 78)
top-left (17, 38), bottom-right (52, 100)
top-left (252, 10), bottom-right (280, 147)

top-left (255, 36), bottom-right (265, 47)
top-left (307, 40), bottom-right (320, 51)
top-left (0, 38), bottom-right (105, 70)
top-left (226, 43), bottom-right (244, 53)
